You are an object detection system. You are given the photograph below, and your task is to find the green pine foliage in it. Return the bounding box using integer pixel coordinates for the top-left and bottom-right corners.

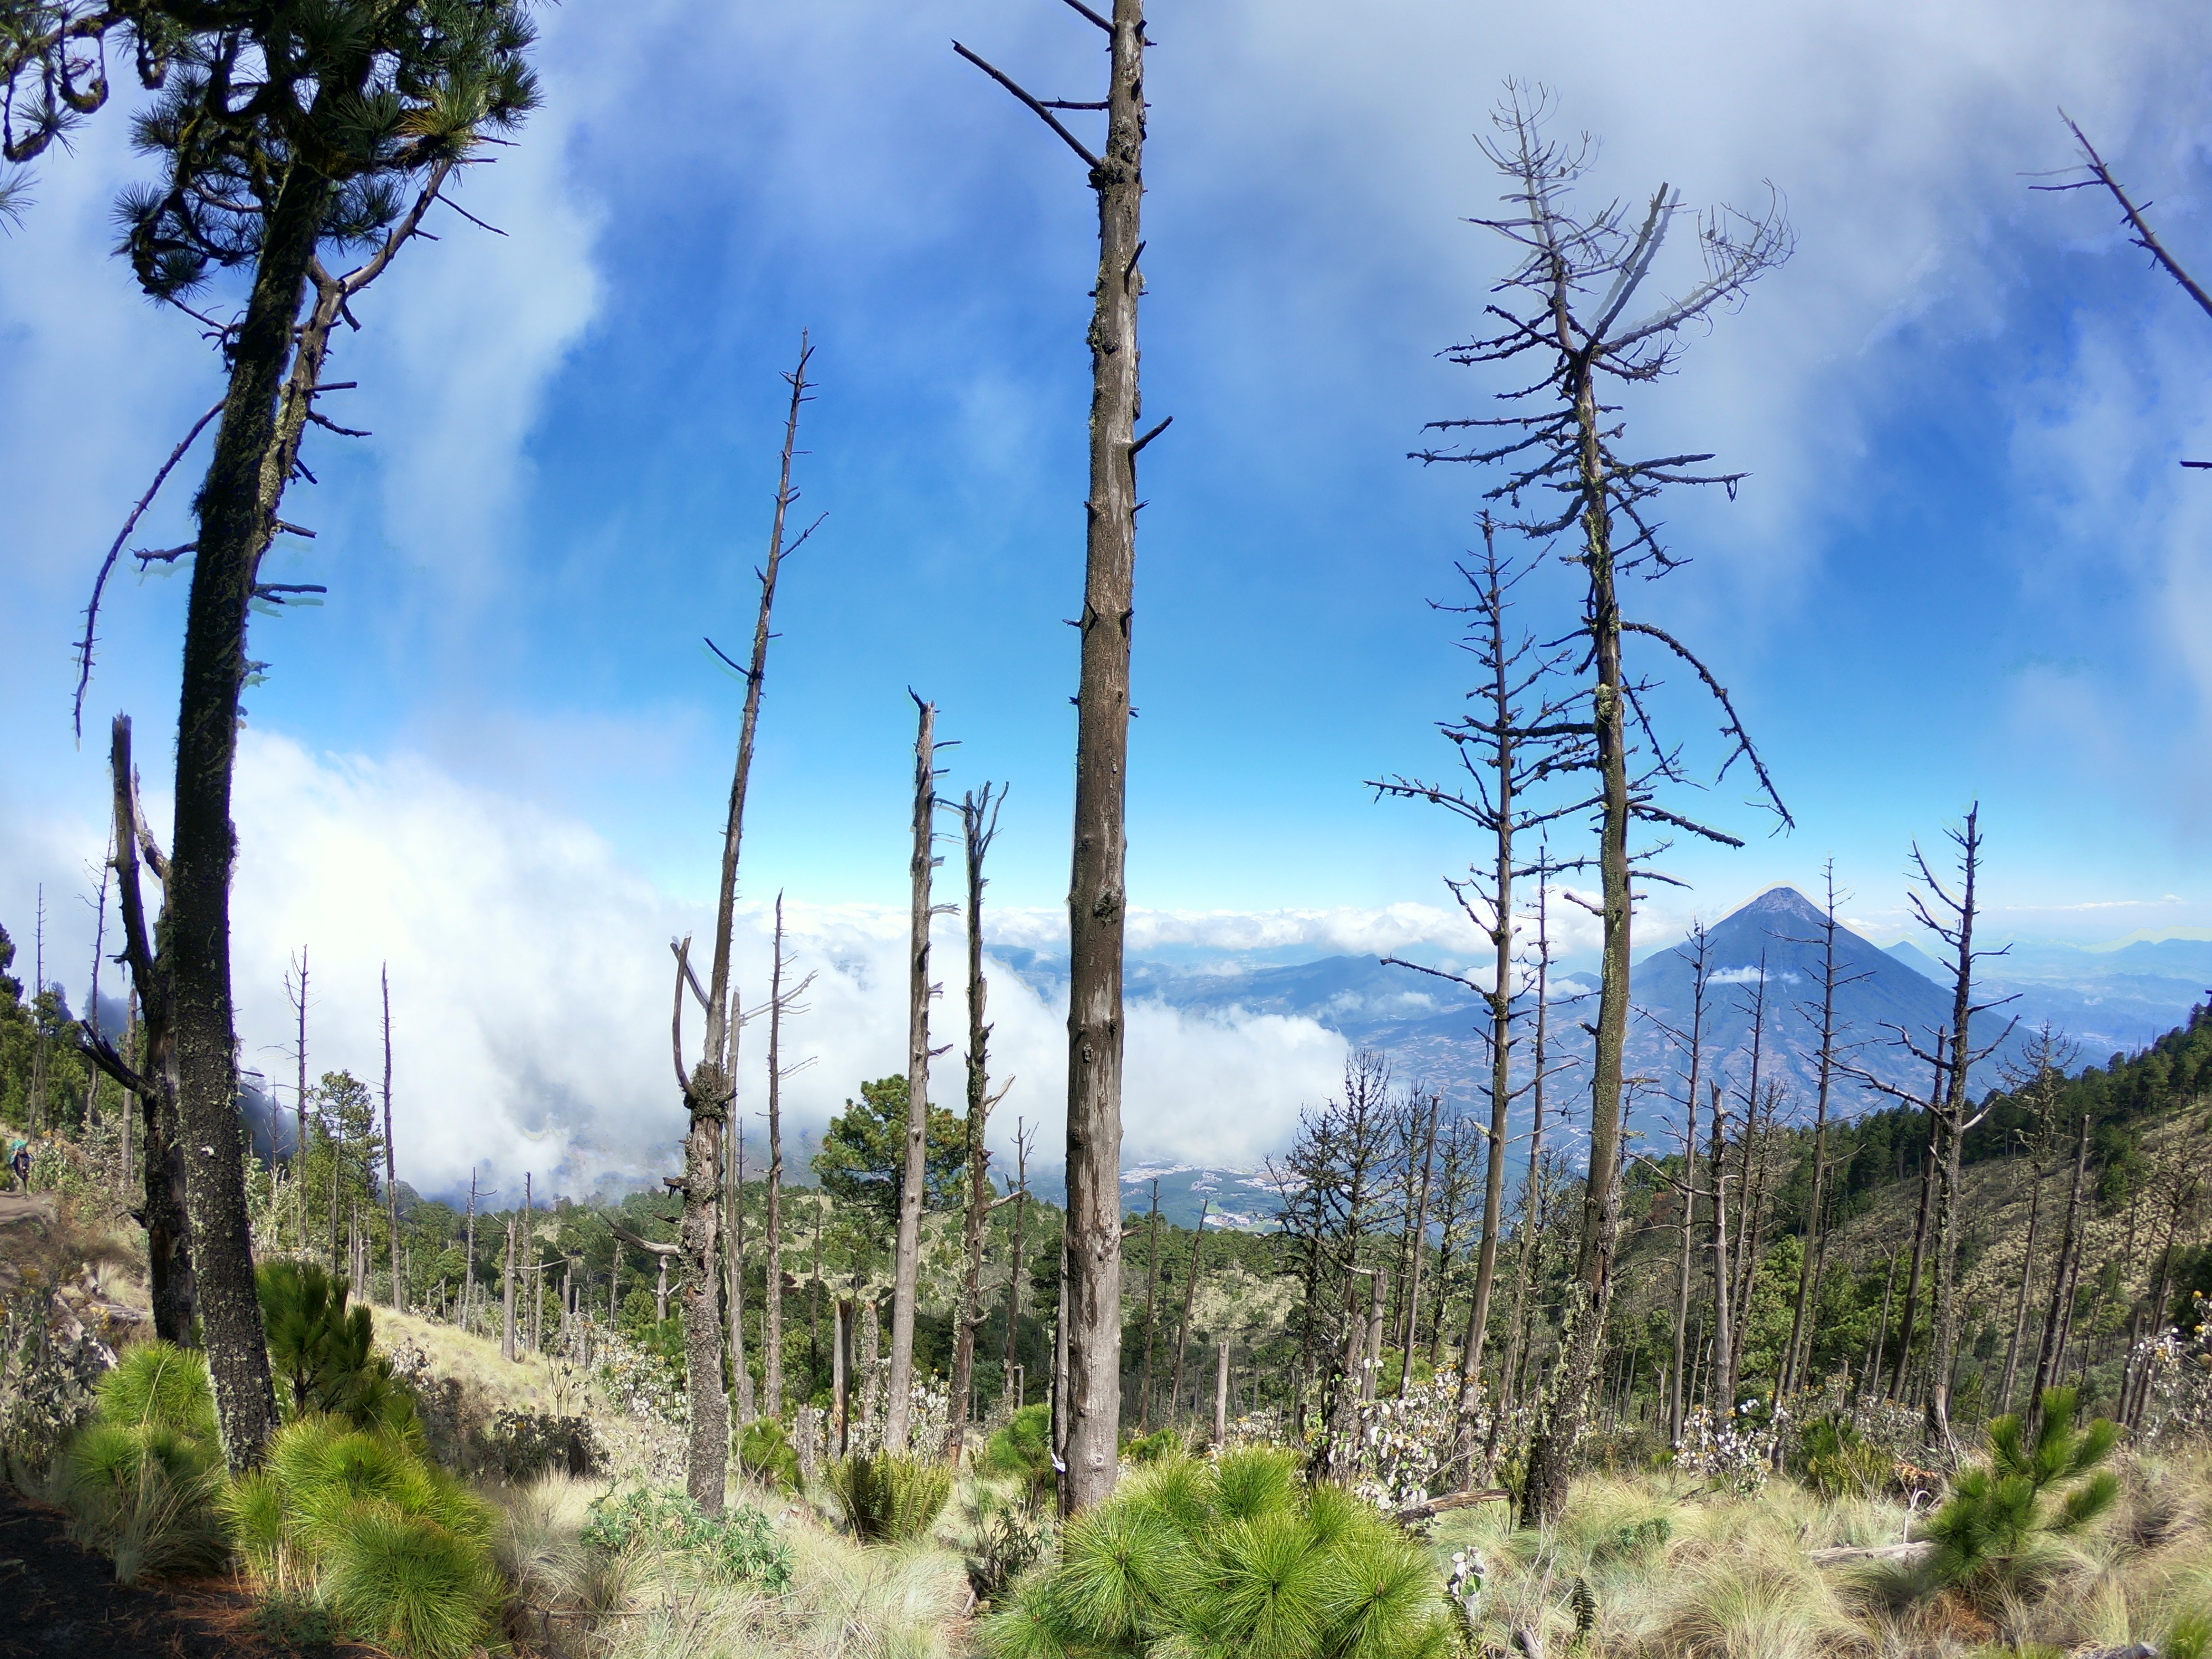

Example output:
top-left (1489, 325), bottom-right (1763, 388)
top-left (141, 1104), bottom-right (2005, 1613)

top-left (225, 1414), bottom-right (500, 1657)
top-left (1922, 1386), bottom-right (2120, 1589)
top-left (737, 1415), bottom-right (802, 1491)
top-left (813, 1075), bottom-right (969, 1225)
top-left (53, 1342), bottom-right (229, 1583)
top-left (827, 1450), bottom-right (955, 1544)
top-left (987, 1402), bottom-right (1058, 1504)
top-left (980, 1447), bottom-right (1451, 1659)
top-left (258, 1259), bottom-right (416, 1434)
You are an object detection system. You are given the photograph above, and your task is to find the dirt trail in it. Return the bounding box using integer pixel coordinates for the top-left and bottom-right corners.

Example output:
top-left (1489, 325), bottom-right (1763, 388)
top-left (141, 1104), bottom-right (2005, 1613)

top-left (0, 1486), bottom-right (378, 1657)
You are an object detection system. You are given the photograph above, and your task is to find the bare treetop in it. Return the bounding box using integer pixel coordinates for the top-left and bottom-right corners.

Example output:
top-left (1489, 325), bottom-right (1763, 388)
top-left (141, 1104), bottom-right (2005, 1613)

top-left (1418, 86), bottom-right (1793, 571)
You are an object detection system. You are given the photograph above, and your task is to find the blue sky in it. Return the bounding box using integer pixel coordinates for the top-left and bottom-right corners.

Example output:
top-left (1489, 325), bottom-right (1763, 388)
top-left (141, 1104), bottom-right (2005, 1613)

top-left (3, 0), bottom-right (2209, 1190)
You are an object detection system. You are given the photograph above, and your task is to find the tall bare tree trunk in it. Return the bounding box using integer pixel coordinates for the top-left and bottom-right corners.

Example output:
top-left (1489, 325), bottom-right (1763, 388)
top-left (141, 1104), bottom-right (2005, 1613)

top-left (502, 1215), bottom-right (517, 1362)
top-left (463, 1169), bottom-right (478, 1333)
top-left (886, 695), bottom-right (940, 1452)
top-left (1456, 713), bottom-right (1521, 1465)
top-left (1486, 869), bottom-right (1554, 1479)
top-left (763, 896), bottom-right (790, 1421)
top-left (1003, 1120), bottom-right (1031, 1404)
top-left (947, 787), bottom-right (1005, 1462)
top-left (727, 1095), bottom-right (754, 1424)
top-left (1780, 870), bottom-right (1849, 1402)
top-left (675, 338), bottom-right (816, 1512)
top-left (1171, 1198), bottom-right (1209, 1422)
top-left (290, 946), bottom-right (309, 1208)
top-left (1997, 1166), bottom-right (2044, 1415)
top-left (1708, 1082), bottom-right (1735, 1421)
top-left (1137, 1179), bottom-right (1162, 1430)
top-left (1924, 809), bottom-right (1989, 1442)
top-left (1396, 1093), bottom-right (1439, 1398)
top-left (1887, 1048), bottom-right (1945, 1401)
top-left (1524, 358), bottom-right (1632, 1526)
top-left (2029, 1116), bottom-right (2090, 1423)
top-left (382, 965), bottom-right (400, 1312)
top-left (957, 0), bottom-right (1152, 1513)
top-left (1214, 1332), bottom-right (1231, 1447)
top-left (1669, 1079), bottom-right (1700, 1445)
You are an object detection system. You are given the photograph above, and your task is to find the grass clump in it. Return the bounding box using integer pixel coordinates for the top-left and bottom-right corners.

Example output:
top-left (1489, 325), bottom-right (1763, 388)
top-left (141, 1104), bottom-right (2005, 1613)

top-left (50, 1341), bottom-right (228, 1583)
top-left (225, 1413), bottom-right (500, 1657)
top-left (980, 1446), bottom-right (1451, 1659)
top-left (828, 1449), bottom-right (955, 1544)
top-left (738, 1415), bottom-right (801, 1491)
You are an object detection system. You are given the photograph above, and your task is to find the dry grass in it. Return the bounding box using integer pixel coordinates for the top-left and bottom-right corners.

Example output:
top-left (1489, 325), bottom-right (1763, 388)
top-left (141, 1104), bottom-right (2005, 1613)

top-left (487, 1470), bottom-right (969, 1659)
top-left (1424, 1448), bottom-right (2212, 1658)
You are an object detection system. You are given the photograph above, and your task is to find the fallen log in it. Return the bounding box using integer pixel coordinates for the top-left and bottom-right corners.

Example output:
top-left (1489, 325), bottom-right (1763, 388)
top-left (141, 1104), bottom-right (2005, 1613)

top-left (1806, 1540), bottom-right (1934, 1569)
top-left (1395, 1488), bottom-right (1511, 1526)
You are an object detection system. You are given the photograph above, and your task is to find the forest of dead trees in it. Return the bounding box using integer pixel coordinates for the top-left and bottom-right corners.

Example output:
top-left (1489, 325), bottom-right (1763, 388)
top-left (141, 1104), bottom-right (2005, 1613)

top-left (1, 0), bottom-right (2208, 1559)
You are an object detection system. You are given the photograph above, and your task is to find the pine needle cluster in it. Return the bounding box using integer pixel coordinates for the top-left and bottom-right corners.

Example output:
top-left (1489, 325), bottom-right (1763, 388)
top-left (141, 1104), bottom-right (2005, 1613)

top-left (1922, 1386), bottom-right (2120, 1589)
top-left (980, 1447), bottom-right (1451, 1659)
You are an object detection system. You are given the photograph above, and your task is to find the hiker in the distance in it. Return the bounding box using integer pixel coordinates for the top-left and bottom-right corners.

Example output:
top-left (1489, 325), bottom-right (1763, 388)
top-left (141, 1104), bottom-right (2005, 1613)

top-left (9, 1141), bottom-right (29, 1193)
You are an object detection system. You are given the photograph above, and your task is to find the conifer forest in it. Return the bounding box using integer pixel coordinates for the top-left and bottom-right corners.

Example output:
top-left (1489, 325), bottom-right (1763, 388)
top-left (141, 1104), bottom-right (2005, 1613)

top-left (1, 4), bottom-right (2209, 1658)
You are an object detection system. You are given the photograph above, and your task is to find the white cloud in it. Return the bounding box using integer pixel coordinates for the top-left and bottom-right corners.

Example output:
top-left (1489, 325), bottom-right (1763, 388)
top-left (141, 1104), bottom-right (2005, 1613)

top-left (79, 734), bottom-right (1348, 1198)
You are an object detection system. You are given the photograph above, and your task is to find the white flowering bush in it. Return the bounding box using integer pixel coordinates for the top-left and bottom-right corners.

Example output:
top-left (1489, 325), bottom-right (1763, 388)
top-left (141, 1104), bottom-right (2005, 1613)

top-left (2135, 1291), bottom-right (2212, 1447)
top-left (595, 1326), bottom-right (689, 1426)
top-left (1349, 1370), bottom-right (1479, 1511)
top-left (1673, 1406), bottom-right (1777, 1495)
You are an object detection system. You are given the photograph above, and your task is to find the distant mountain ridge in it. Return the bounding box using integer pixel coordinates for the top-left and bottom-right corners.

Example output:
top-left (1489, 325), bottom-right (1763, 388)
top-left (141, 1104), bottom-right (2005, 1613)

top-left (1000, 886), bottom-right (2211, 1205)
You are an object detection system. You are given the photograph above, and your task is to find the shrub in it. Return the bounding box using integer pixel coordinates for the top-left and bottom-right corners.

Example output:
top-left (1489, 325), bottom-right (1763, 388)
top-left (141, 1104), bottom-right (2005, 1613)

top-left (474, 1408), bottom-right (603, 1481)
top-left (580, 1485), bottom-right (794, 1590)
top-left (961, 1484), bottom-right (1052, 1603)
top-left (257, 1260), bottom-right (416, 1436)
top-left (1794, 1415), bottom-right (1895, 1500)
top-left (1921, 1386), bottom-right (2119, 1592)
top-left (226, 1414), bottom-right (502, 1654)
top-left (987, 1402), bottom-right (1056, 1503)
top-left (321, 1502), bottom-right (504, 1659)
top-left (828, 1451), bottom-right (955, 1545)
top-left (0, 1292), bottom-right (108, 1482)
top-left (51, 1343), bottom-right (228, 1584)
top-left (979, 1446), bottom-right (1452, 1659)
top-left (738, 1415), bottom-right (802, 1491)
top-left (1123, 1426), bottom-right (1182, 1465)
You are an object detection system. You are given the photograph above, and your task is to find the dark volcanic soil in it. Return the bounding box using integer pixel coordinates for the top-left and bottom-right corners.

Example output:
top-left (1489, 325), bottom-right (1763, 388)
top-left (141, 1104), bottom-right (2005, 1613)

top-left (0, 1486), bottom-right (370, 1658)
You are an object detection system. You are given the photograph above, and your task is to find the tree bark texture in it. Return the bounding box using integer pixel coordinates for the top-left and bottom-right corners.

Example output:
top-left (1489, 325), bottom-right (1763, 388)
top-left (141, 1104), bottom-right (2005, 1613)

top-left (99, 718), bottom-right (195, 1345)
top-left (677, 337), bottom-right (813, 1509)
top-left (1524, 359), bottom-right (1631, 1526)
top-left (1060, 0), bottom-right (1149, 1516)
top-left (947, 790), bottom-right (1002, 1462)
top-left (764, 898), bottom-right (788, 1421)
top-left (886, 695), bottom-right (937, 1453)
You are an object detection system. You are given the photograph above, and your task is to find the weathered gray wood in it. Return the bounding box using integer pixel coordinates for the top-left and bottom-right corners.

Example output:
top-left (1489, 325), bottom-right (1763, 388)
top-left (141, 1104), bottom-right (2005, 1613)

top-left (885, 695), bottom-right (939, 1452)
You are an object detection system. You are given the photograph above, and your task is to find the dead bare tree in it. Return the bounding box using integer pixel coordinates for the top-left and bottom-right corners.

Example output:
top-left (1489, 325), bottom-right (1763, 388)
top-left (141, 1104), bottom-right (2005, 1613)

top-left (1002, 1115), bottom-right (1035, 1405)
top-left (1776, 865), bottom-right (1867, 1402)
top-left (1373, 521), bottom-right (1590, 1469)
top-left (1136, 1178), bottom-right (1164, 1429)
top-left (1171, 1198), bottom-right (1211, 1423)
top-left (285, 947), bottom-right (310, 1240)
top-left (760, 894), bottom-right (816, 1422)
top-left (1417, 87), bottom-right (1792, 1523)
top-left (1642, 919), bottom-right (1714, 1446)
top-left (1899, 808), bottom-right (2017, 1440)
top-left (2028, 1114), bottom-right (2092, 1428)
top-left (382, 964), bottom-right (400, 1311)
top-left (886, 694), bottom-right (948, 1452)
top-left (1994, 1024), bottom-right (2077, 1413)
top-left (669, 337), bottom-right (820, 1514)
top-left (77, 717), bottom-right (194, 1343)
top-left (2040, 116), bottom-right (2212, 372)
top-left (956, 0), bottom-right (1156, 1514)
top-left (947, 784), bottom-right (1009, 1462)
